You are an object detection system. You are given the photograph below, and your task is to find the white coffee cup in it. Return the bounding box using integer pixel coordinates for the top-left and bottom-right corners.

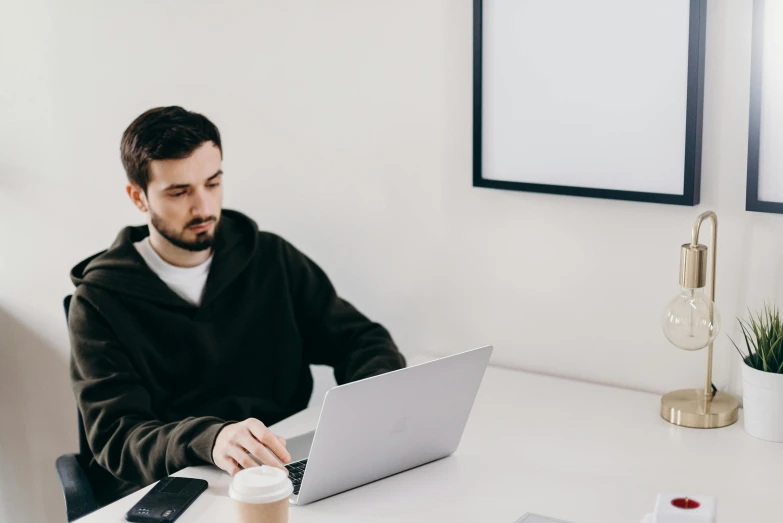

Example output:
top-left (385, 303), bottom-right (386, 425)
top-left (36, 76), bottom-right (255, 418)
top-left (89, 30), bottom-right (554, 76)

top-left (229, 466), bottom-right (293, 523)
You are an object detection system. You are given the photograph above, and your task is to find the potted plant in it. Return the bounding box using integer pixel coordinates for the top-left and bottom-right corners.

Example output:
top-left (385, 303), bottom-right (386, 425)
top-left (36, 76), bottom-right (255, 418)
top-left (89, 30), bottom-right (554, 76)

top-left (730, 304), bottom-right (783, 442)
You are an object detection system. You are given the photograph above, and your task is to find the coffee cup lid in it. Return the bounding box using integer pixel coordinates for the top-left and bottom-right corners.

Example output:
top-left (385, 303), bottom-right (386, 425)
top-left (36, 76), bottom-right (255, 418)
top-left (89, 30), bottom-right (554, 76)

top-left (229, 466), bottom-right (293, 504)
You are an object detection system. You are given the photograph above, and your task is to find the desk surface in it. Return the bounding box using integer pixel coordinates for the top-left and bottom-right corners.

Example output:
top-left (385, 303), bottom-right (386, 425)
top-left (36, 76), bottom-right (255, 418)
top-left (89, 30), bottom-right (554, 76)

top-left (80, 361), bottom-right (782, 523)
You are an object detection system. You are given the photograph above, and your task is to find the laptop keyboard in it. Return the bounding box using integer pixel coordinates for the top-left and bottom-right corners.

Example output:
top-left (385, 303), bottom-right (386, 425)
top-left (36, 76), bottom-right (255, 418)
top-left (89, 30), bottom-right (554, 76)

top-left (285, 459), bottom-right (307, 495)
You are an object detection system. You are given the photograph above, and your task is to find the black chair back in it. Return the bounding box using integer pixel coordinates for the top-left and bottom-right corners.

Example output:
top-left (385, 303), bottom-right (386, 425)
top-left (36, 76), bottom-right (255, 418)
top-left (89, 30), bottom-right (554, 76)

top-left (57, 294), bottom-right (100, 521)
top-left (63, 295), bottom-right (92, 460)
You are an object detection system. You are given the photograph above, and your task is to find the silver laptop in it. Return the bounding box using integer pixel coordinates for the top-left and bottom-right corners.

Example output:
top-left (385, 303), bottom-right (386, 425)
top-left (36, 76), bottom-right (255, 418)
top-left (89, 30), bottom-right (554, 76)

top-left (283, 345), bottom-right (493, 505)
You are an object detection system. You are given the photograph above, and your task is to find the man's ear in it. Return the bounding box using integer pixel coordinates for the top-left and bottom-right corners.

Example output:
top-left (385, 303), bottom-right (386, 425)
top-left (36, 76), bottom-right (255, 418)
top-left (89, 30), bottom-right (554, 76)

top-left (126, 184), bottom-right (149, 213)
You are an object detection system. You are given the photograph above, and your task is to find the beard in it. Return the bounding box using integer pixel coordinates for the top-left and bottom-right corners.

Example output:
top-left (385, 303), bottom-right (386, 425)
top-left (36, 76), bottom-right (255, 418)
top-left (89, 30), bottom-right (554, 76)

top-left (149, 208), bottom-right (218, 252)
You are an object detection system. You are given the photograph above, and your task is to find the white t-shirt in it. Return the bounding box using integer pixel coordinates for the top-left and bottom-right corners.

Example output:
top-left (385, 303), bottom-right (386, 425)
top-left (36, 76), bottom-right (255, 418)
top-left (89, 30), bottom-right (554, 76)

top-left (133, 237), bottom-right (213, 306)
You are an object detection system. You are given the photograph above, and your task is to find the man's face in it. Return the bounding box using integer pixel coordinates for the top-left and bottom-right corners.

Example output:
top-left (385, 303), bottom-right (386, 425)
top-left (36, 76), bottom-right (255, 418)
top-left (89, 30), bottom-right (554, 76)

top-left (143, 141), bottom-right (224, 252)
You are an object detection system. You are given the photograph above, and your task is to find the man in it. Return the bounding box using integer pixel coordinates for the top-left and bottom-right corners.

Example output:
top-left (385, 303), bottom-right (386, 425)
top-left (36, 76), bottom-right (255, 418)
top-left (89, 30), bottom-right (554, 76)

top-left (68, 106), bottom-right (406, 504)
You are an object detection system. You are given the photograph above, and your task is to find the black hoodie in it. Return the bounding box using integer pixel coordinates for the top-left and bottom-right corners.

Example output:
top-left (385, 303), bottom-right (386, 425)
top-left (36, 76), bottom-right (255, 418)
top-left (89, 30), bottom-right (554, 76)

top-left (68, 209), bottom-right (405, 503)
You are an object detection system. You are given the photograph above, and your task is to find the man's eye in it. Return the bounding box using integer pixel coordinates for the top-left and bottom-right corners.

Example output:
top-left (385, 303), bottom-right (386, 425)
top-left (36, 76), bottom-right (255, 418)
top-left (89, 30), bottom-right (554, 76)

top-left (207, 182), bottom-right (221, 188)
top-left (170, 192), bottom-right (186, 198)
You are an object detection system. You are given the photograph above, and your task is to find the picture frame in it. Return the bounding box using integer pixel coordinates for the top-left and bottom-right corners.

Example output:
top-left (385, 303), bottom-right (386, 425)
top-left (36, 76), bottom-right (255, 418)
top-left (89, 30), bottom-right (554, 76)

top-left (473, 0), bottom-right (707, 206)
top-left (746, 0), bottom-right (783, 214)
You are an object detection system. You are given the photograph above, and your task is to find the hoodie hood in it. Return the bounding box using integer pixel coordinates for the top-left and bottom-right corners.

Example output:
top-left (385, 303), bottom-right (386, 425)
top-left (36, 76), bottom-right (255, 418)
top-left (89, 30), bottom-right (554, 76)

top-left (70, 209), bottom-right (259, 308)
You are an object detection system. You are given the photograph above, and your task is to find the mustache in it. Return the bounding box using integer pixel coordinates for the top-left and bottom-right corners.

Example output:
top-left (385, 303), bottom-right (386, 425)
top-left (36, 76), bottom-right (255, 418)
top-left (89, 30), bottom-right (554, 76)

top-left (186, 217), bottom-right (217, 228)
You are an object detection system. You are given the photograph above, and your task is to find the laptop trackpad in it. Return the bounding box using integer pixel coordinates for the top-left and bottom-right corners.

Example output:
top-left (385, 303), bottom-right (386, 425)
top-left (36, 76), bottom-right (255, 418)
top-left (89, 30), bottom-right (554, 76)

top-left (285, 430), bottom-right (315, 463)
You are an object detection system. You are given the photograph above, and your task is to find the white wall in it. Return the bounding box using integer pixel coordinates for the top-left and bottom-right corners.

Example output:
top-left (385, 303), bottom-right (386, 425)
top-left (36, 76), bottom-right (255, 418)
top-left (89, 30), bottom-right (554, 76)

top-left (1, 1), bottom-right (779, 522)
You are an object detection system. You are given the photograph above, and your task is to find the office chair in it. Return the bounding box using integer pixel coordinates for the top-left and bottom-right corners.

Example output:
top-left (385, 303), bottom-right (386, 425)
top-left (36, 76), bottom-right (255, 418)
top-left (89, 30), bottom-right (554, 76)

top-left (55, 295), bottom-right (99, 521)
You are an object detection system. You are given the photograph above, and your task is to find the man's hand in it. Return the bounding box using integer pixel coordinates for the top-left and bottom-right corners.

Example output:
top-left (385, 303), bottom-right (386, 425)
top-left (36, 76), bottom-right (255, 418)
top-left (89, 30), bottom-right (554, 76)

top-left (212, 418), bottom-right (291, 476)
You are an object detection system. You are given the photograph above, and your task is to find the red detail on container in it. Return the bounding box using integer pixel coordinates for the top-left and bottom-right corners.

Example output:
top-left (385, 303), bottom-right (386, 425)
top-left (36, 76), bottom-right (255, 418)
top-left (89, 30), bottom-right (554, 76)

top-left (671, 498), bottom-right (701, 510)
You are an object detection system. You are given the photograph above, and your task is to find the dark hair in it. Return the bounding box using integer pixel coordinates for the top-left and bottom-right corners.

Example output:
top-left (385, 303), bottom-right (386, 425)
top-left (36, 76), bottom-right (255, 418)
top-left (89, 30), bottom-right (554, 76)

top-left (120, 106), bottom-right (222, 192)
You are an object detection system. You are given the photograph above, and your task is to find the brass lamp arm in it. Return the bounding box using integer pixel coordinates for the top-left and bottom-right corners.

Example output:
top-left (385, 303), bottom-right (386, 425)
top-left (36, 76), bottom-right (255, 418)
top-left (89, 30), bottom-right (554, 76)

top-left (691, 211), bottom-right (717, 397)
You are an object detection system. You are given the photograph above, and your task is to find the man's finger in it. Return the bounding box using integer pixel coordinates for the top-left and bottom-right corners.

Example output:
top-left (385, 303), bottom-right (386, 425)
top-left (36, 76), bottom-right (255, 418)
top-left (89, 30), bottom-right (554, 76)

top-left (239, 434), bottom-right (289, 474)
top-left (226, 457), bottom-right (242, 477)
top-left (245, 420), bottom-right (291, 463)
top-left (232, 447), bottom-right (260, 471)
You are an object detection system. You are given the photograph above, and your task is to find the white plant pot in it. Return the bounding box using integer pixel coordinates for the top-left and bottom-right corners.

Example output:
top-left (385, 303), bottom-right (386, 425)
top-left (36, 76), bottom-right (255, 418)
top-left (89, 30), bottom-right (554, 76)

top-left (742, 362), bottom-right (783, 442)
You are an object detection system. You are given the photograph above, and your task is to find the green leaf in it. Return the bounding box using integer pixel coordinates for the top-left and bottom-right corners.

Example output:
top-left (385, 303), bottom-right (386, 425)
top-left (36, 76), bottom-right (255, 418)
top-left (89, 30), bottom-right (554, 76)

top-left (737, 303), bottom-right (783, 374)
top-left (768, 335), bottom-right (783, 367)
top-left (729, 335), bottom-right (746, 360)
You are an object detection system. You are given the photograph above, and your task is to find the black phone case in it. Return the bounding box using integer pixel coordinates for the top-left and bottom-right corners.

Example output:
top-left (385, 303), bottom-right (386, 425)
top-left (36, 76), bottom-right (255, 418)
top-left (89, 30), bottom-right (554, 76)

top-left (125, 477), bottom-right (208, 523)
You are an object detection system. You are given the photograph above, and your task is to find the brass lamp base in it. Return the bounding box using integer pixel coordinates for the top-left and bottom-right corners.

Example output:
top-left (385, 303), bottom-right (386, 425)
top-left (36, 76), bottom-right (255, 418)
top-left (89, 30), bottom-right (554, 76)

top-left (661, 389), bottom-right (739, 428)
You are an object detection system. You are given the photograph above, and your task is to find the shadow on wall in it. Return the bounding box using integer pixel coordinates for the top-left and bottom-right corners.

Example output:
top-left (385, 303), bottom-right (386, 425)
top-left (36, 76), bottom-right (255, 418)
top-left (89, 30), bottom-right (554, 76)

top-left (0, 307), bottom-right (76, 523)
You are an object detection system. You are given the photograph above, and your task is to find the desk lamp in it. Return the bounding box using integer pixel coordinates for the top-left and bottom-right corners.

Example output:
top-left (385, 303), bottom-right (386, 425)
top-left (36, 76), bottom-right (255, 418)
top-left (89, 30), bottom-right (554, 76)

top-left (660, 211), bottom-right (739, 428)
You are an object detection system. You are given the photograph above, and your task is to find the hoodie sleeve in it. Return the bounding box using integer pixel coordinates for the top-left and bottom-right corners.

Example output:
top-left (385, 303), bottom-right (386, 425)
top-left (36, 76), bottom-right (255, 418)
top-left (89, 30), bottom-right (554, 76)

top-left (279, 238), bottom-right (406, 384)
top-left (68, 293), bottom-right (231, 486)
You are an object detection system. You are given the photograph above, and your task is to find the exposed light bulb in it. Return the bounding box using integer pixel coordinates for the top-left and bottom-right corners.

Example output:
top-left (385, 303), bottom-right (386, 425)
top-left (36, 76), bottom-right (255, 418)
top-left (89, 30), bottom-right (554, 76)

top-left (662, 287), bottom-right (721, 351)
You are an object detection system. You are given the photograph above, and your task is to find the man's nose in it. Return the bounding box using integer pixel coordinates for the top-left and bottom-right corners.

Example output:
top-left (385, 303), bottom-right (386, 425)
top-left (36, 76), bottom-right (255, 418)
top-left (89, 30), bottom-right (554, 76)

top-left (190, 187), bottom-right (211, 218)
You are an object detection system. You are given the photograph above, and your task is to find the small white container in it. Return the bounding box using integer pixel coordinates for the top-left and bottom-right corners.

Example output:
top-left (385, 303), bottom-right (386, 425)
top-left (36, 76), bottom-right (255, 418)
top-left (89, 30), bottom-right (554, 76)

top-left (641, 493), bottom-right (716, 523)
top-left (742, 362), bottom-right (783, 442)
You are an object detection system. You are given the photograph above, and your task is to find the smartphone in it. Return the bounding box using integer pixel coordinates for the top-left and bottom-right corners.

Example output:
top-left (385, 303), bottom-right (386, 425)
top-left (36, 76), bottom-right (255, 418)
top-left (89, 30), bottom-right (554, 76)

top-left (125, 477), bottom-right (208, 522)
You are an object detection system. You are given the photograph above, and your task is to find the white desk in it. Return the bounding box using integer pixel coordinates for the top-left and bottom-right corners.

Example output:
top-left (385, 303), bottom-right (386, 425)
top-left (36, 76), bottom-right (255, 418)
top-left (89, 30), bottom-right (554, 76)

top-left (80, 364), bottom-right (782, 522)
